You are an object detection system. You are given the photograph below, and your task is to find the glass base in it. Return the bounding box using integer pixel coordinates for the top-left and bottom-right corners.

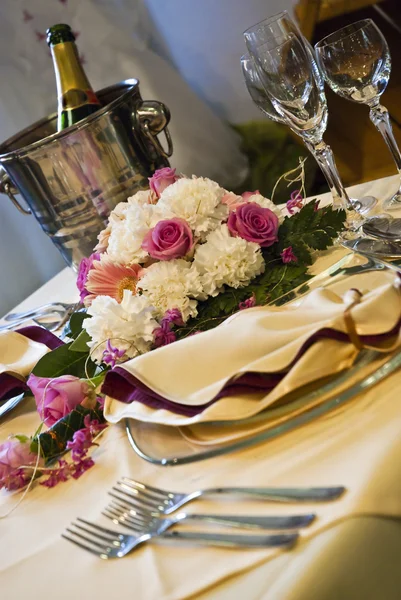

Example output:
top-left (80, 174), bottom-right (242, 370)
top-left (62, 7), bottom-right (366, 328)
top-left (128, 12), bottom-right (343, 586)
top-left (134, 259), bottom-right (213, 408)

top-left (350, 195), bottom-right (378, 215)
top-left (382, 189), bottom-right (401, 211)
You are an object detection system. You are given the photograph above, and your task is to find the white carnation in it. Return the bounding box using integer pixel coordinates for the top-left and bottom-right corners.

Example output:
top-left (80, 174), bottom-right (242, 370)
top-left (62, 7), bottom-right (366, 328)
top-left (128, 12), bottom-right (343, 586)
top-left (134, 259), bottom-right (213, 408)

top-left (108, 201), bottom-right (130, 225)
top-left (137, 259), bottom-right (205, 321)
top-left (193, 224), bottom-right (265, 296)
top-left (126, 190), bottom-right (152, 208)
top-left (106, 201), bottom-right (172, 265)
top-left (84, 290), bottom-right (158, 363)
top-left (157, 177), bottom-right (228, 239)
top-left (246, 193), bottom-right (284, 224)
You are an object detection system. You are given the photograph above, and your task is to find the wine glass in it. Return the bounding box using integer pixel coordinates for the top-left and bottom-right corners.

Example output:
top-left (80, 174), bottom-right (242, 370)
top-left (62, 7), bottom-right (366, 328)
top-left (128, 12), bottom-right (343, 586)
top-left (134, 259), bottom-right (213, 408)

top-left (315, 19), bottom-right (401, 212)
top-left (244, 14), bottom-right (377, 222)
top-left (244, 29), bottom-right (359, 226)
top-left (241, 53), bottom-right (285, 124)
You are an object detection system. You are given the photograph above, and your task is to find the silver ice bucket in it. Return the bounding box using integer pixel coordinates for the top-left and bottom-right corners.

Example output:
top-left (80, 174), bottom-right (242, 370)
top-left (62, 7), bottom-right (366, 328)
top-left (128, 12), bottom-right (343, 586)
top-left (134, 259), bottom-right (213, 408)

top-left (0, 79), bottom-right (172, 269)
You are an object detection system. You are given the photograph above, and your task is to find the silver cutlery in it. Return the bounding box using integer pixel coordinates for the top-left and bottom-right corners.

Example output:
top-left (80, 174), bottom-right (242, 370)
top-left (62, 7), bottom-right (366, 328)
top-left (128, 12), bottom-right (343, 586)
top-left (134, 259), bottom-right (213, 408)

top-left (62, 518), bottom-right (298, 559)
top-left (103, 499), bottom-right (315, 531)
top-left (362, 215), bottom-right (401, 242)
top-left (5, 302), bottom-right (75, 322)
top-left (0, 393), bottom-right (25, 420)
top-left (110, 479), bottom-right (345, 515)
top-left (0, 312), bottom-right (66, 333)
top-left (341, 237), bottom-right (401, 259)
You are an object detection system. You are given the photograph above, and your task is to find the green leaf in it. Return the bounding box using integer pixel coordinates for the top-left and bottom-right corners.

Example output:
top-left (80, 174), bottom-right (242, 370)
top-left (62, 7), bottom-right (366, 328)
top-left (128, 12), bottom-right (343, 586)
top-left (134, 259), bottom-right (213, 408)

top-left (14, 434), bottom-right (29, 443)
top-left (63, 310), bottom-right (89, 340)
top-left (31, 342), bottom-right (97, 379)
top-left (30, 404), bottom-right (105, 462)
top-left (69, 329), bottom-right (92, 353)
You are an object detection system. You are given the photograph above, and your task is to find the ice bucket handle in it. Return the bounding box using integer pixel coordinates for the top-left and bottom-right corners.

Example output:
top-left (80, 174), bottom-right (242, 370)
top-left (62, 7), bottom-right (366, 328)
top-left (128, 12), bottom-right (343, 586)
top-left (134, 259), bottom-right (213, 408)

top-left (137, 100), bottom-right (173, 159)
top-left (0, 170), bottom-right (31, 215)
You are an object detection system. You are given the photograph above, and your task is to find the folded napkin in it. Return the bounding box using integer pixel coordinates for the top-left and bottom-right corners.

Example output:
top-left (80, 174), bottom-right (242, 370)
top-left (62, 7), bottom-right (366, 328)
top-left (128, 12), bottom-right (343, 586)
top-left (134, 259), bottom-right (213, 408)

top-left (103, 275), bottom-right (401, 427)
top-left (0, 327), bottom-right (63, 402)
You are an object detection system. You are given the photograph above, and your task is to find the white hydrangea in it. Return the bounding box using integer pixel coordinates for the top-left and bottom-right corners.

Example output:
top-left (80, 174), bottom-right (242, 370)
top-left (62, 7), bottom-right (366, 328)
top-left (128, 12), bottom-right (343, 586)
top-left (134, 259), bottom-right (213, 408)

top-left (137, 259), bottom-right (205, 322)
top-left (106, 201), bottom-right (172, 265)
top-left (193, 224), bottom-right (265, 296)
top-left (157, 177), bottom-right (228, 239)
top-left (245, 193), bottom-right (284, 224)
top-left (84, 290), bottom-right (158, 363)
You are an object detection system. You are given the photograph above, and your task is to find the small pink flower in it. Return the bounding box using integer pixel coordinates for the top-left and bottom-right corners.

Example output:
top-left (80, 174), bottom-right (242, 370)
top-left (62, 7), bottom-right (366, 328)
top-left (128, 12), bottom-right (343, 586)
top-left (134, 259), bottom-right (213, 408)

top-left (286, 190), bottom-right (303, 215)
top-left (71, 457), bottom-right (95, 479)
top-left (76, 252), bottom-right (100, 302)
top-left (153, 322), bottom-right (177, 348)
top-left (239, 294), bottom-right (256, 310)
top-left (0, 438), bottom-right (43, 491)
top-left (162, 308), bottom-right (184, 327)
top-left (102, 340), bottom-right (126, 367)
top-left (149, 167), bottom-right (179, 199)
top-left (28, 374), bottom-right (90, 427)
top-left (40, 459), bottom-right (70, 488)
top-left (281, 246), bottom-right (298, 264)
top-left (227, 202), bottom-right (279, 247)
top-left (142, 218), bottom-right (194, 260)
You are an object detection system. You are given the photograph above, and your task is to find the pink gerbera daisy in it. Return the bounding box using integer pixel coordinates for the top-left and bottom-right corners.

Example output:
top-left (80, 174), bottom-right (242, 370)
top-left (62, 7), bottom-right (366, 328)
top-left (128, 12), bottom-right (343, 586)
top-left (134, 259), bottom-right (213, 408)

top-left (84, 256), bottom-right (143, 305)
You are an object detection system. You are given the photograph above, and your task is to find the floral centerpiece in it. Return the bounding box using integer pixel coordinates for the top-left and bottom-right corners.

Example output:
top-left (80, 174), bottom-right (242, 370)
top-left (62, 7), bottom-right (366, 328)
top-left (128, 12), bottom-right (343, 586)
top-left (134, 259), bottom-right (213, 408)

top-left (0, 168), bottom-right (345, 493)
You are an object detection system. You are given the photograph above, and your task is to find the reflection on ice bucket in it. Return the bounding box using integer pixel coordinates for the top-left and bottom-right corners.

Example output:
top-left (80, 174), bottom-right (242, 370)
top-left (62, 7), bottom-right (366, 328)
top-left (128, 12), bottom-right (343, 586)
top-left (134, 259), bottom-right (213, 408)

top-left (0, 79), bottom-right (172, 270)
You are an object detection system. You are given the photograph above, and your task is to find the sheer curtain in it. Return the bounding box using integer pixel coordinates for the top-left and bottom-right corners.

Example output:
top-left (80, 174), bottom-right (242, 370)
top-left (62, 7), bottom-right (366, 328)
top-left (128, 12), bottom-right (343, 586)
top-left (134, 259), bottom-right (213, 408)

top-left (0, 0), bottom-right (248, 315)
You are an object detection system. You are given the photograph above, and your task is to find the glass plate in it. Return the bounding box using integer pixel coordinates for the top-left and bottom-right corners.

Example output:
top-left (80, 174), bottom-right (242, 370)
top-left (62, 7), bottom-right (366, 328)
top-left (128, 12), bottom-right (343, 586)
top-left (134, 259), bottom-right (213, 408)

top-left (125, 251), bottom-right (401, 465)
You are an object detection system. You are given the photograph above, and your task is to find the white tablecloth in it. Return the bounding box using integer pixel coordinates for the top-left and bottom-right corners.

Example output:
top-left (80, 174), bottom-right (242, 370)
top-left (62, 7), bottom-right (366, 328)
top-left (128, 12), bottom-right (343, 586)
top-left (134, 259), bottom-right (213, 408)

top-left (2, 175), bottom-right (401, 600)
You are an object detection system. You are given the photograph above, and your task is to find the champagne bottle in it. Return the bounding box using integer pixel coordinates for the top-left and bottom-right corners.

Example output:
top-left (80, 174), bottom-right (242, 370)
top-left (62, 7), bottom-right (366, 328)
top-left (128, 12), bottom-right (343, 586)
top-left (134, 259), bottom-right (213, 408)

top-left (47, 24), bottom-right (101, 131)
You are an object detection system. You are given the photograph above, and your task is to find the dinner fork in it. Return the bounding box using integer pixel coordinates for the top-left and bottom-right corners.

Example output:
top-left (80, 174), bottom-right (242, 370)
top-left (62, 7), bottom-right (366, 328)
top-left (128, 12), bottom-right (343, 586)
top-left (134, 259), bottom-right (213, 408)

top-left (103, 499), bottom-right (315, 531)
top-left (110, 479), bottom-right (345, 515)
top-left (62, 518), bottom-right (298, 559)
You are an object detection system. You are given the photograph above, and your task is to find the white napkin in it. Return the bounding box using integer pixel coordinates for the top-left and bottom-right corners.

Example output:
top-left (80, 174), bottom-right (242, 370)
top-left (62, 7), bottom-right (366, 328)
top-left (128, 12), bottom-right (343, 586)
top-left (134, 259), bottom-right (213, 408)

top-left (104, 275), bottom-right (401, 427)
top-left (0, 331), bottom-right (49, 378)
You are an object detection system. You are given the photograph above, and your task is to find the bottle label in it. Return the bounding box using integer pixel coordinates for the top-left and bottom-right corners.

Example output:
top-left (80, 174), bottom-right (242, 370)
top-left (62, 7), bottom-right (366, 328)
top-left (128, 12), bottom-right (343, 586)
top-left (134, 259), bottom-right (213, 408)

top-left (60, 88), bottom-right (101, 111)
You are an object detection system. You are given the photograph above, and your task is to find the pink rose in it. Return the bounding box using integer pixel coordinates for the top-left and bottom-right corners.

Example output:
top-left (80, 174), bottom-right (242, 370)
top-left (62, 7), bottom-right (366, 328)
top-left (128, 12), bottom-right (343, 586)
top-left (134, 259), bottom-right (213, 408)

top-left (76, 252), bottom-right (100, 302)
top-left (149, 167), bottom-right (179, 199)
top-left (27, 374), bottom-right (90, 427)
top-left (0, 439), bottom-right (43, 491)
top-left (142, 218), bottom-right (194, 260)
top-left (227, 202), bottom-right (279, 247)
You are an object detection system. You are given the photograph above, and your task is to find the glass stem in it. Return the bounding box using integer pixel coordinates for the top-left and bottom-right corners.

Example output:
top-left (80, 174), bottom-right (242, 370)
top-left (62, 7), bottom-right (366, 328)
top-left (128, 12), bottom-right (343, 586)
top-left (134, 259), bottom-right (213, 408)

top-left (304, 139), bottom-right (353, 211)
top-left (369, 103), bottom-right (401, 174)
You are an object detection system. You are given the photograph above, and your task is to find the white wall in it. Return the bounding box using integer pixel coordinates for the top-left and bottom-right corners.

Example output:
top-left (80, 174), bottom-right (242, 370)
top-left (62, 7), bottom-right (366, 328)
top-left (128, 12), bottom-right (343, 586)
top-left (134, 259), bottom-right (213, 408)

top-left (144, 0), bottom-right (295, 124)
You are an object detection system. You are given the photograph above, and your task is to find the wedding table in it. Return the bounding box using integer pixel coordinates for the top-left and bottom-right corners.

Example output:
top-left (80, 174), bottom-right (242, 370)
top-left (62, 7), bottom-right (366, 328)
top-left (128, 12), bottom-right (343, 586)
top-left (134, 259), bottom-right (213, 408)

top-left (2, 175), bottom-right (401, 600)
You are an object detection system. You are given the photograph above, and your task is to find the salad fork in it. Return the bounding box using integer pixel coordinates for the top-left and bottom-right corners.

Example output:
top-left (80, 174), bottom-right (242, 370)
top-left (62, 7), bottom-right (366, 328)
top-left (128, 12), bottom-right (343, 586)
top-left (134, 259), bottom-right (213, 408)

top-left (110, 479), bottom-right (345, 515)
top-left (103, 499), bottom-right (315, 531)
top-left (62, 518), bottom-right (298, 559)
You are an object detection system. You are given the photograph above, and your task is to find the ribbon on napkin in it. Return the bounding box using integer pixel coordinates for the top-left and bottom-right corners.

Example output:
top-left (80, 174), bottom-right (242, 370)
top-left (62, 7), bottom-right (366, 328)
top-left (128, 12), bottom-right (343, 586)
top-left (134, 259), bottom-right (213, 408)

top-left (103, 277), bottom-right (401, 427)
top-left (0, 327), bottom-right (63, 402)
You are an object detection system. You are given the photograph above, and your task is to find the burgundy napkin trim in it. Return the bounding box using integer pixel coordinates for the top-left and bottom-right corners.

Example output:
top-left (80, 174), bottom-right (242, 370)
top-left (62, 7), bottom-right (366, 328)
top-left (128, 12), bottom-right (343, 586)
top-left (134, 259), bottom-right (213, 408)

top-left (16, 326), bottom-right (65, 350)
top-left (0, 373), bottom-right (28, 403)
top-left (0, 326), bottom-right (64, 402)
top-left (102, 318), bottom-right (401, 417)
